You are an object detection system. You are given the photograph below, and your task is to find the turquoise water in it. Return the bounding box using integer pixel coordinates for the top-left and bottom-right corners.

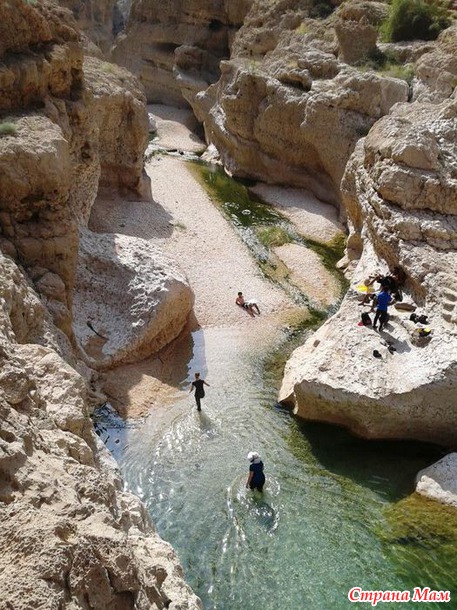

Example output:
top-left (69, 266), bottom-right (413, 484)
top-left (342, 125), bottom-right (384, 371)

top-left (96, 327), bottom-right (457, 610)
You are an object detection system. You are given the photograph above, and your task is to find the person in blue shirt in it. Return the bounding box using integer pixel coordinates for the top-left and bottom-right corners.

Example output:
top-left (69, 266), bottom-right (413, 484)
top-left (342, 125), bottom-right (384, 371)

top-left (372, 286), bottom-right (394, 331)
top-left (246, 451), bottom-right (266, 492)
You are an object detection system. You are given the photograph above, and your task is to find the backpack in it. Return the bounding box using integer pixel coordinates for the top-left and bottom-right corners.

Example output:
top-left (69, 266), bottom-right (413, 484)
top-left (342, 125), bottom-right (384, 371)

top-left (361, 312), bottom-right (372, 326)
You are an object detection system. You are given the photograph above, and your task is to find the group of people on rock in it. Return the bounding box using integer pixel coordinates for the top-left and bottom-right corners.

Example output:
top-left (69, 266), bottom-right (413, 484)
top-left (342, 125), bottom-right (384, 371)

top-left (359, 267), bottom-right (406, 332)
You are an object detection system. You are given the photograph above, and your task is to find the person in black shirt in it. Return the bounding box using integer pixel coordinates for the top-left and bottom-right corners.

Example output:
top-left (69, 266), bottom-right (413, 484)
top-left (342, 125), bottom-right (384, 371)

top-left (189, 372), bottom-right (210, 411)
top-left (246, 451), bottom-right (266, 492)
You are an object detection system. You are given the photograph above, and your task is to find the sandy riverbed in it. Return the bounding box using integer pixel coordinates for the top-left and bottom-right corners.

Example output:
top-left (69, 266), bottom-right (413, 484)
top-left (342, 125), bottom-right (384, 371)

top-left (89, 105), bottom-right (345, 417)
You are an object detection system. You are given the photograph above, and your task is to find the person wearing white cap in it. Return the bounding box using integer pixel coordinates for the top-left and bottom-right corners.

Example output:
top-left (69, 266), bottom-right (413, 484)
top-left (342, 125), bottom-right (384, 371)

top-left (246, 451), bottom-right (266, 492)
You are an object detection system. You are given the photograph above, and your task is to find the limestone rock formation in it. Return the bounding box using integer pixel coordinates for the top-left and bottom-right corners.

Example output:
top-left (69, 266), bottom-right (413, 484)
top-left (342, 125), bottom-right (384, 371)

top-left (416, 453), bottom-right (457, 508)
top-left (74, 229), bottom-right (193, 369)
top-left (0, 1), bottom-right (201, 606)
top-left (58, 0), bottom-right (124, 55)
top-left (112, 0), bottom-right (252, 106)
top-left (279, 91), bottom-right (457, 446)
top-left (0, 0), bottom-right (150, 335)
top-left (0, 0), bottom-right (98, 334)
top-left (414, 24), bottom-right (457, 102)
top-left (0, 254), bottom-right (201, 609)
top-left (190, 0), bottom-right (408, 206)
top-left (334, 1), bottom-right (388, 64)
top-left (84, 56), bottom-right (151, 202)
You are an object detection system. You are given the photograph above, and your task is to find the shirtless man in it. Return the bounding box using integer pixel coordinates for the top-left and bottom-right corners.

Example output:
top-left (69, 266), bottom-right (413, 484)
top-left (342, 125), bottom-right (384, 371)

top-left (236, 292), bottom-right (260, 317)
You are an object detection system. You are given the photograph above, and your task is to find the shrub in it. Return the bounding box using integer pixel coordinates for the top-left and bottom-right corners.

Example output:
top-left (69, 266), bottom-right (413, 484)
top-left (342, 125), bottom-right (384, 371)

top-left (0, 122), bottom-right (18, 137)
top-left (310, 0), bottom-right (334, 19)
top-left (381, 0), bottom-right (451, 42)
top-left (382, 62), bottom-right (415, 83)
top-left (356, 49), bottom-right (416, 84)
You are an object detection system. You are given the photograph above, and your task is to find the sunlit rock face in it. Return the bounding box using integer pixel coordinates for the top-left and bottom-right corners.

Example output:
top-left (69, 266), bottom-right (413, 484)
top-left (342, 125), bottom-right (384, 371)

top-left (0, 256), bottom-right (201, 610)
top-left (83, 55), bottom-right (151, 201)
top-left (73, 229), bottom-right (194, 369)
top-left (58, 0), bottom-right (124, 55)
top-left (279, 91), bottom-right (457, 446)
top-left (189, 0), bottom-right (410, 205)
top-left (0, 2), bottom-right (201, 607)
top-left (112, 0), bottom-right (252, 106)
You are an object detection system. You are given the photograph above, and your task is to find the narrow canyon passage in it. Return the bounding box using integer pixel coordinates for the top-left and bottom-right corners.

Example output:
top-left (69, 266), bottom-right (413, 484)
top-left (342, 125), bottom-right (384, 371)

top-left (98, 324), bottom-right (454, 610)
top-left (92, 110), bottom-right (457, 609)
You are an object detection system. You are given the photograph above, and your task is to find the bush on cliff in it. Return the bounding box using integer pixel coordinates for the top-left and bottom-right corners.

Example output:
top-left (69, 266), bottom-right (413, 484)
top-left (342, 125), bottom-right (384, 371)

top-left (0, 122), bottom-right (17, 137)
top-left (381, 0), bottom-right (451, 42)
top-left (310, 0), bottom-right (335, 18)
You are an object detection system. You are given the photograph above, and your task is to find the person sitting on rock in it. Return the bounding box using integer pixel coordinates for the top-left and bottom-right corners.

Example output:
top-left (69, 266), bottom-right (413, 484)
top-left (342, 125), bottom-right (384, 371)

top-left (236, 292), bottom-right (260, 317)
top-left (359, 267), bottom-right (405, 305)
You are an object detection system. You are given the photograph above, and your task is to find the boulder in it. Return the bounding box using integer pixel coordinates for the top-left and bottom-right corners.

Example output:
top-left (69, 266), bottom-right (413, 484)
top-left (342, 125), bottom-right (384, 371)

top-left (73, 229), bottom-right (194, 369)
top-left (416, 453), bottom-right (457, 508)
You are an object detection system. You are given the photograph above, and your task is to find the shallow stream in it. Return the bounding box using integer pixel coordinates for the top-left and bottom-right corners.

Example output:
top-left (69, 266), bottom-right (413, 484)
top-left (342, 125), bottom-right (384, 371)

top-left (97, 324), bottom-right (457, 610)
top-left (96, 158), bottom-right (457, 609)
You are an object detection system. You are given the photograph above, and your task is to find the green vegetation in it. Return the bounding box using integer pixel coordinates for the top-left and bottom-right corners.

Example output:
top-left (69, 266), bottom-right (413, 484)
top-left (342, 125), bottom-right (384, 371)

top-left (188, 160), bottom-right (348, 303)
top-left (379, 493), bottom-right (457, 589)
top-left (382, 62), bottom-right (415, 83)
top-left (101, 62), bottom-right (118, 74)
top-left (295, 22), bottom-right (309, 35)
top-left (310, 0), bottom-right (335, 19)
top-left (262, 307), bottom-right (328, 386)
top-left (383, 493), bottom-right (457, 548)
top-left (256, 226), bottom-right (292, 248)
top-left (357, 49), bottom-right (416, 84)
top-left (380, 0), bottom-right (451, 42)
top-left (0, 122), bottom-right (18, 137)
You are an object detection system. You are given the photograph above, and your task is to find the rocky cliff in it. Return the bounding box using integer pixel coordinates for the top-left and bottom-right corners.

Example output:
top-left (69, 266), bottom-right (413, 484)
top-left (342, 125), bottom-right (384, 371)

top-left (0, 0), bottom-right (198, 606)
top-left (112, 0), bottom-right (253, 106)
top-left (0, 253), bottom-right (200, 609)
top-left (280, 26), bottom-right (457, 449)
top-left (58, 0), bottom-right (125, 55)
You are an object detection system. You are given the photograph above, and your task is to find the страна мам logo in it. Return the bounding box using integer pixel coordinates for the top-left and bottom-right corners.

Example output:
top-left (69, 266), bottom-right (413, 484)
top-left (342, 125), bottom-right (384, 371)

top-left (348, 587), bottom-right (451, 606)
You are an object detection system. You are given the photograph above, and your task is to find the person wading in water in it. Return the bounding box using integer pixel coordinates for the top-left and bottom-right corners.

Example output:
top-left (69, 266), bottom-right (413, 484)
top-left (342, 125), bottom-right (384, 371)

top-left (246, 451), bottom-right (266, 492)
top-left (189, 372), bottom-right (210, 411)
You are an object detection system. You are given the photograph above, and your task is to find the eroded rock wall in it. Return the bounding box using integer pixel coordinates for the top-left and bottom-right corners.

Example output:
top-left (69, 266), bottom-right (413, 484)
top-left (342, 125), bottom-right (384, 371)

top-left (58, 0), bottom-right (124, 55)
top-left (0, 1), bottom-right (198, 606)
top-left (0, 0), bottom-right (98, 336)
top-left (0, 253), bottom-right (201, 610)
top-left (279, 87), bottom-right (457, 445)
top-left (84, 56), bottom-right (151, 202)
top-left (0, 0), bottom-right (152, 335)
top-left (190, 0), bottom-right (413, 205)
top-left (112, 0), bottom-right (253, 106)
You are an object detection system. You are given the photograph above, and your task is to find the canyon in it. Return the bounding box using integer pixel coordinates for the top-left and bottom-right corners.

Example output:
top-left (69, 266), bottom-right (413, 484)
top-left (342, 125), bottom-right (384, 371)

top-left (1, 0), bottom-right (457, 607)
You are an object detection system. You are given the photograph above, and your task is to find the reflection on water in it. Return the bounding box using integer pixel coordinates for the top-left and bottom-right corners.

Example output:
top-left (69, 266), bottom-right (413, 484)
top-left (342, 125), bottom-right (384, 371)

top-left (96, 327), bottom-right (457, 609)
